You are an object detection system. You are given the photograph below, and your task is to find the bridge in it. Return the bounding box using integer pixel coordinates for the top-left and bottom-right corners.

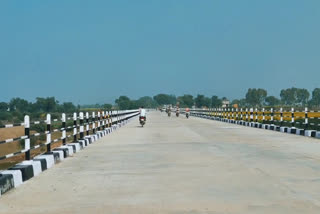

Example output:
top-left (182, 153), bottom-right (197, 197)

top-left (1, 111), bottom-right (320, 213)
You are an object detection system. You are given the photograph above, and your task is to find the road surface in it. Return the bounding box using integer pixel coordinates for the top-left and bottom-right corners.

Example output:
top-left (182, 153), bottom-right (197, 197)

top-left (1, 111), bottom-right (320, 214)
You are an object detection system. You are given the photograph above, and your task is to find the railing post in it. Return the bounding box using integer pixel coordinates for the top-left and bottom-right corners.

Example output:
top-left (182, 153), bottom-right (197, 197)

top-left (250, 108), bottom-right (253, 122)
top-left (246, 108), bottom-right (248, 122)
top-left (62, 113), bottom-right (66, 145)
top-left (262, 108), bottom-right (265, 124)
top-left (108, 111), bottom-right (111, 127)
top-left (102, 111), bottom-right (105, 130)
top-left (231, 108), bottom-right (234, 120)
top-left (97, 112), bottom-right (101, 131)
top-left (86, 112), bottom-right (90, 136)
top-left (291, 107), bottom-right (295, 127)
top-left (280, 107), bottom-right (283, 126)
top-left (79, 112), bottom-right (84, 140)
top-left (73, 112), bottom-right (77, 142)
top-left (255, 108), bottom-right (258, 123)
top-left (236, 108), bottom-right (238, 121)
top-left (46, 114), bottom-right (51, 152)
top-left (240, 108), bottom-right (243, 121)
top-left (110, 110), bottom-right (113, 126)
top-left (24, 115), bottom-right (31, 160)
top-left (92, 112), bottom-right (96, 134)
top-left (271, 108), bottom-right (274, 124)
top-left (304, 107), bottom-right (309, 130)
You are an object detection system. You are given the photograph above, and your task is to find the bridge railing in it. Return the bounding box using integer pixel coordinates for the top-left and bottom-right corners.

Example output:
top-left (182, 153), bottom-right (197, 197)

top-left (181, 107), bottom-right (320, 137)
top-left (0, 110), bottom-right (139, 170)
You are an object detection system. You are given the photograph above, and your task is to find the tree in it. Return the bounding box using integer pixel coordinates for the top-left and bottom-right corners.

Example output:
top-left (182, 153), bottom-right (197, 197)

top-left (102, 104), bottom-right (113, 110)
top-left (296, 88), bottom-right (310, 106)
top-left (115, 96), bottom-right (132, 110)
top-left (34, 97), bottom-right (58, 112)
top-left (265, 96), bottom-right (280, 106)
top-left (195, 94), bottom-right (211, 108)
top-left (280, 88), bottom-right (296, 105)
top-left (0, 102), bottom-right (8, 111)
top-left (177, 94), bottom-right (194, 107)
top-left (245, 88), bottom-right (267, 106)
top-left (136, 96), bottom-right (157, 108)
top-left (153, 94), bottom-right (176, 105)
top-left (310, 88), bottom-right (320, 107)
top-left (9, 98), bottom-right (30, 112)
top-left (211, 96), bottom-right (222, 108)
top-left (280, 87), bottom-right (310, 106)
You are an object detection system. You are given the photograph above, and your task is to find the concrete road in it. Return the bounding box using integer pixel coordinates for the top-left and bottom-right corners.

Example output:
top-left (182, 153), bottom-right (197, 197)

top-left (1, 111), bottom-right (320, 214)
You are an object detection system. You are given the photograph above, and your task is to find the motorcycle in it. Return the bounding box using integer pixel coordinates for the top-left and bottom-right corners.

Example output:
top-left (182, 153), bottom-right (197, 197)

top-left (176, 112), bottom-right (179, 117)
top-left (186, 112), bottom-right (190, 118)
top-left (139, 116), bottom-right (146, 127)
top-left (168, 111), bottom-right (171, 117)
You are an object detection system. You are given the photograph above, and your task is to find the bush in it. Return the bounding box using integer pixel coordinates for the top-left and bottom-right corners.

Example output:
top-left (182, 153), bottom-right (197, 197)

top-left (0, 112), bottom-right (13, 121)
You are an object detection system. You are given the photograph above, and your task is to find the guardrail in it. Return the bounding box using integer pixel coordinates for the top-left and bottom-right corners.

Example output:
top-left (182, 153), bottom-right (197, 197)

top-left (181, 107), bottom-right (320, 138)
top-left (0, 109), bottom-right (139, 196)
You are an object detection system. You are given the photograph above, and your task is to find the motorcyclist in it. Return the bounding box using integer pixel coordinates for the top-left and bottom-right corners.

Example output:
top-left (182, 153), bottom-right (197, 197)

top-left (139, 106), bottom-right (146, 121)
top-left (186, 107), bottom-right (190, 118)
top-left (176, 107), bottom-right (180, 116)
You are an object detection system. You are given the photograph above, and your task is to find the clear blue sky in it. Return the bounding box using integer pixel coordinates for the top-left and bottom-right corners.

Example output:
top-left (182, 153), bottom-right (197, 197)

top-left (1, 0), bottom-right (320, 104)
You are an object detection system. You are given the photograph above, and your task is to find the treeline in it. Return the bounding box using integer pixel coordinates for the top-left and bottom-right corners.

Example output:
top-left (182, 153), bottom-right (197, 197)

top-left (0, 97), bottom-right (80, 123)
top-left (233, 87), bottom-right (320, 108)
top-left (1, 87), bottom-right (320, 123)
top-left (115, 87), bottom-right (320, 110)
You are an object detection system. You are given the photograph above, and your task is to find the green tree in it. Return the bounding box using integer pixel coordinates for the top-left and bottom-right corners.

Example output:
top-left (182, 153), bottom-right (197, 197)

top-left (245, 88), bottom-right (267, 106)
top-left (310, 88), bottom-right (320, 107)
top-left (280, 88), bottom-right (296, 105)
top-left (195, 94), bottom-right (211, 108)
top-left (296, 88), bottom-right (310, 105)
top-left (115, 96), bottom-right (132, 110)
top-left (0, 102), bottom-right (8, 111)
top-left (135, 96), bottom-right (157, 108)
top-left (280, 87), bottom-right (310, 106)
top-left (34, 97), bottom-right (58, 112)
top-left (102, 104), bottom-right (113, 110)
top-left (153, 94), bottom-right (176, 105)
top-left (9, 98), bottom-right (30, 112)
top-left (177, 94), bottom-right (194, 107)
top-left (211, 96), bottom-right (222, 108)
top-left (265, 96), bottom-right (280, 106)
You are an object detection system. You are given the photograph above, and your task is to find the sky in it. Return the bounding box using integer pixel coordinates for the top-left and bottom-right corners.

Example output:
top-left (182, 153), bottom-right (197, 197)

top-left (1, 0), bottom-right (320, 105)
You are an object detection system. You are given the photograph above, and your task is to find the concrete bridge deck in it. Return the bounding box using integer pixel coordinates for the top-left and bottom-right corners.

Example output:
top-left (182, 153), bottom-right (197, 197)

top-left (0, 111), bottom-right (320, 214)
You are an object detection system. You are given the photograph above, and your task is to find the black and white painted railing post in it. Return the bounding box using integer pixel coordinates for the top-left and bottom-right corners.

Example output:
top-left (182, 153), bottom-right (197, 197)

top-left (62, 113), bottom-right (66, 145)
top-left (305, 107), bottom-right (309, 130)
top-left (92, 112), bottom-right (96, 134)
top-left (240, 108), bottom-right (243, 121)
top-left (262, 108), bottom-right (265, 124)
top-left (24, 115), bottom-right (31, 160)
top-left (46, 114), bottom-right (51, 152)
top-left (255, 108), bottom-right (258, 123)
top-left (246, 108), bottom-right (248, 122)
top-left (86, 112), bottom-right (90, 136)
top-left (231, 108), bottom-right (234, 120)
top-left (97, 112), bottom-right (101, 131)
top-left (73, 113), bottom-right (77, 142)
top-left (280, 108), bottom-right (283, 126)
top-left (236, 108), bottom-right (239, 121)
top-left (250, 108), bottom-right (253, 122)
top-left (271, 108), bottom-right (274, 125)
top-left (291, 108), bottom-right (295, 127)
top-left (102, 111), bottom-right (105, 130)
top-left (79, 112), bottom-right (84, 140)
